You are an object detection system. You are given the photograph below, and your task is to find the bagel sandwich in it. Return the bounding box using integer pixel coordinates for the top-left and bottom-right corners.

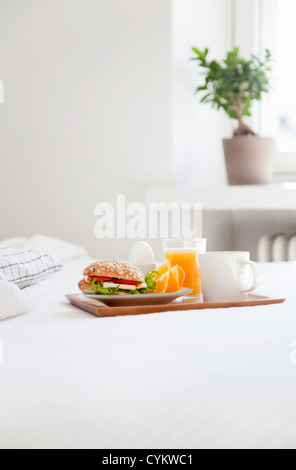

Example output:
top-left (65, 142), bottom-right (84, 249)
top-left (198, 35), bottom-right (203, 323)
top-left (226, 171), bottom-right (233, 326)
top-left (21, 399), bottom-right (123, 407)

top-left (78, 260), bottom-right (157, 295)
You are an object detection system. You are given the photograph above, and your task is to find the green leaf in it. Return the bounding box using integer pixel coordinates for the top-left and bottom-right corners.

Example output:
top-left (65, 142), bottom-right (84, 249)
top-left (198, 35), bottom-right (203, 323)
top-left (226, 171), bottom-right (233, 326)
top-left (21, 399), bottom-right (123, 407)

top-left (89, 281), bottom-right (120, 295)
top-left (190, 45), bottom-right (273, 126)
top-left (196, 85), bottom-right (208, 91)
top-left (201, 93), bottom-right (212, 103)
top-left (145, 271), bottom-right (158, 291)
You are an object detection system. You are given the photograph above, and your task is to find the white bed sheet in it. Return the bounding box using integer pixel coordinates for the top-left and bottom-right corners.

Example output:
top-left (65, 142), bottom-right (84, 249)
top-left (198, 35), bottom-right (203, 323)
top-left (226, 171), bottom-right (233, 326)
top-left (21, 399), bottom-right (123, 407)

top-left (1, 260), bottom-right (296, 449)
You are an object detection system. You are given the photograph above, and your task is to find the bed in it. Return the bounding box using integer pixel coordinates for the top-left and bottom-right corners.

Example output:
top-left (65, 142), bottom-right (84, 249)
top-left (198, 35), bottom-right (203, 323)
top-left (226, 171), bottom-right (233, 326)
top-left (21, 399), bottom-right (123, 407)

top-left (1, 258), bottom-right (296, 449)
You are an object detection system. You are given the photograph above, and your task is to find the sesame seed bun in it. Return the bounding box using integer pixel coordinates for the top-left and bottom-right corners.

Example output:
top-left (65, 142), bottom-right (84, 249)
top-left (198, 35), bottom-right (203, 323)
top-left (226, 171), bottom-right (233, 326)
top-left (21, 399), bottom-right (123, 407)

top-left (78, 279), bottom-right (93, 294)
top-left (83, 260), bottom-right (145, 283)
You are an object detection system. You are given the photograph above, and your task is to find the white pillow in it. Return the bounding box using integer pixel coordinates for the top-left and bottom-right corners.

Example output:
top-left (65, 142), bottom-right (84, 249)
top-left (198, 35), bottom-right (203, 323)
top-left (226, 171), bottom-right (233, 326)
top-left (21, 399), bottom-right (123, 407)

top-left (0, 235), bottom-right (88, 262)
top-left (0, 281), bottom-right (31, 320)
top-left (0, 246), bottom-right (62, 289)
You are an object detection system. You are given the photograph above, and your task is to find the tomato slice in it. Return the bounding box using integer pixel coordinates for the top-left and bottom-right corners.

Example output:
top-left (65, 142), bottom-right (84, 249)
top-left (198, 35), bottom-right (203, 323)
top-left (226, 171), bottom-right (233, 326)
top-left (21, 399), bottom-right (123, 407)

top-left (88, 276), bottom-right (139, 286)
top-left (88, 276), bottom-right (113, 283)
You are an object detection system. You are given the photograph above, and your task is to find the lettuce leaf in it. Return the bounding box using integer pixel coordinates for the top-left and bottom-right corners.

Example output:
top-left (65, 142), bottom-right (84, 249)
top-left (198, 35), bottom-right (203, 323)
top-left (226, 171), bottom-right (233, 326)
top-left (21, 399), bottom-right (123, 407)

top-left (88, 280), bottom-right (119, 295)
top-left (145, 271), bottom-right (159, 291)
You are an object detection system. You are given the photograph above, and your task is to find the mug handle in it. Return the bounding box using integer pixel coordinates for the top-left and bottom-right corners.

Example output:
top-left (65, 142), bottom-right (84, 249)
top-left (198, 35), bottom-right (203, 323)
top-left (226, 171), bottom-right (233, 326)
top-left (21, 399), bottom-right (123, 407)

top-left (239, 261), bottom-right (260, 293)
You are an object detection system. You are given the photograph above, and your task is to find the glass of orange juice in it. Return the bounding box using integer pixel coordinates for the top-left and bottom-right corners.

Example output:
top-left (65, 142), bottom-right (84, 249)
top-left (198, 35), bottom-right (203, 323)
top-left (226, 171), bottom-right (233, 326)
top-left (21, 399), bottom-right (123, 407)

top-left (163, 239), bottom-right (207, 297)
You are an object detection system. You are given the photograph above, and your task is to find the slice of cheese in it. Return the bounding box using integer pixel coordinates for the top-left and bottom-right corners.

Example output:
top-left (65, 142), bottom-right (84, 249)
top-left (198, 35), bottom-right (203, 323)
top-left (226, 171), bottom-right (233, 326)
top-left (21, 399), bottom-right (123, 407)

top-left (102, 282), bottom-right (136, 291)
top-left (137, 282), bottom-right (147, 289)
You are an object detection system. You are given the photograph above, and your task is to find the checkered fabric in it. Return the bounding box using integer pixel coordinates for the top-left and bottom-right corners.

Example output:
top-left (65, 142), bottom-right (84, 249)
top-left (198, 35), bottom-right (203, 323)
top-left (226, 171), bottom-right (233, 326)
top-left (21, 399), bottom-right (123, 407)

top-left (0, 247), bottom-right (62, 289)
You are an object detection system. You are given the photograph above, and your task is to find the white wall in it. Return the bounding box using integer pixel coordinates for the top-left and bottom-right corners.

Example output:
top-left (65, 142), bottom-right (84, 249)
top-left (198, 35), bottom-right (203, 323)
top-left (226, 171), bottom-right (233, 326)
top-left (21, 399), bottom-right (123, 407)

top-left (0, 0), bottom-right (173, 258)
top-left (0, 0), bottom-right (239, 260)
top-left (173, 0), bottom-right (233, 186)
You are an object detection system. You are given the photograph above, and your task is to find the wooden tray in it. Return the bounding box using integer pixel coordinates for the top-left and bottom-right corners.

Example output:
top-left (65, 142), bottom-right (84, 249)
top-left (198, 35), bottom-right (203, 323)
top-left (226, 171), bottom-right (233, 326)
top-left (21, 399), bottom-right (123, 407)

top-left (65, 293), bottom-right (286, 318)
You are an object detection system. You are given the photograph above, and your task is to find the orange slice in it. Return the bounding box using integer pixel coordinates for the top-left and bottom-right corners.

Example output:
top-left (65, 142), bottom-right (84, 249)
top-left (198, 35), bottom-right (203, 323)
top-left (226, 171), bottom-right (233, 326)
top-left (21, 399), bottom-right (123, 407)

top-left (153, 259), bottom-right (171, 280)
top-left (172, 265), bottom-right (185, 289)
top-left (156, 268), bottom-right (180, 293)
top-left (155, 274), bottom-right (169, 293)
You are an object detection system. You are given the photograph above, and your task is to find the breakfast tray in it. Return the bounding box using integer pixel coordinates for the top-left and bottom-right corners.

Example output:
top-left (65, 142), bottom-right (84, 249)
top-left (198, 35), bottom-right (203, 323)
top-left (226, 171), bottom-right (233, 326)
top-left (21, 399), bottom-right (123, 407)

top-left (65, 293), bottom-right (286, 318)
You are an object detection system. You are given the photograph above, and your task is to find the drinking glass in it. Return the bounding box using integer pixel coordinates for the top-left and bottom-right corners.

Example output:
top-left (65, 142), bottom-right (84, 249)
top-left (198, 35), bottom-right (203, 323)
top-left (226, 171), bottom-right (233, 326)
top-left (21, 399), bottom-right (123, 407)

top-left (163, 238), bottom-right (207, 297)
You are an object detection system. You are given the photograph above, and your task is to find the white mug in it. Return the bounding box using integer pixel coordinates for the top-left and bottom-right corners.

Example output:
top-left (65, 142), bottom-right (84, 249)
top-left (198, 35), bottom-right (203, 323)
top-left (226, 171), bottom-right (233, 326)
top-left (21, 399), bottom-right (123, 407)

top-left (199, 252), bottom-right (260, 303)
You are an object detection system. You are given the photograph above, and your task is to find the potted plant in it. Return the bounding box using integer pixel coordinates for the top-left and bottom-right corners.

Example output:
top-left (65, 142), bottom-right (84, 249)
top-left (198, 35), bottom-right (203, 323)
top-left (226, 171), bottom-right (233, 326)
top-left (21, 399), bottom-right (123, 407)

top-left (191, 47), bottom-right (274, 185)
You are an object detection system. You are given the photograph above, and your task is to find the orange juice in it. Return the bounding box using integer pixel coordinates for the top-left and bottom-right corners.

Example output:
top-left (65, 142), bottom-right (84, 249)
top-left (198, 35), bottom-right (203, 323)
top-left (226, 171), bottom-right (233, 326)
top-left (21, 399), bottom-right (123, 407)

top-left (164, 250), bottom-right (202, 296)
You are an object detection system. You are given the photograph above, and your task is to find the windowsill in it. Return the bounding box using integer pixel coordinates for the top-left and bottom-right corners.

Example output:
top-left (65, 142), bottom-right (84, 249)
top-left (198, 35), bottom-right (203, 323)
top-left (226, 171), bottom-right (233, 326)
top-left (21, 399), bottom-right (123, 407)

top-left (146, 184), bottom-right (296, 211)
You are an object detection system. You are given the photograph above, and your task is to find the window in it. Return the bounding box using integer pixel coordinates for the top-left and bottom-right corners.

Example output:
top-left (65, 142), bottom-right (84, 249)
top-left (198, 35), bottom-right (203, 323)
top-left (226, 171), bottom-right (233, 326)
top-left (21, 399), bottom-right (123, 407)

top-left (234, 0), bottom-right (296, 180)
top-left (276, 0), bottom-right (296, 152)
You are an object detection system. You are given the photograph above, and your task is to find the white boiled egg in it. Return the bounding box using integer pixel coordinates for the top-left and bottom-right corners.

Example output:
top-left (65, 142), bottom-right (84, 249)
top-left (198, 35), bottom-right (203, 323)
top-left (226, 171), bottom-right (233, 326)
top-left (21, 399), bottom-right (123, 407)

top-left (129, 241), bottom-right (155, 266)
